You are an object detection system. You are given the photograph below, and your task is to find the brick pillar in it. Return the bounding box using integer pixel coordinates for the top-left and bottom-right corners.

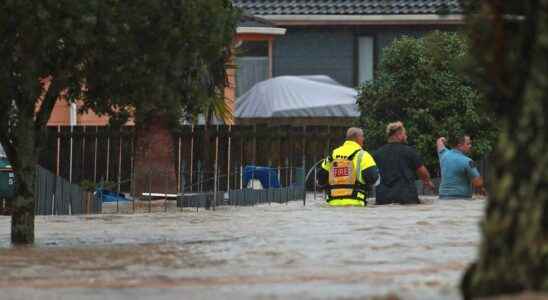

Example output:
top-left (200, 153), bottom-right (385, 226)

top-left (133, 115), bottom-right (177, 196)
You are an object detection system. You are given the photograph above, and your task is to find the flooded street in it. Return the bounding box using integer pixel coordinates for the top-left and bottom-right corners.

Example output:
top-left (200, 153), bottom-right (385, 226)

top-left (0, 195), bottom-right (484, 300)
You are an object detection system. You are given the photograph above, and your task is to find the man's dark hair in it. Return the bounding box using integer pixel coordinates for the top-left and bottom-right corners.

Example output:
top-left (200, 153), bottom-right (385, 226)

top-left (452, 134), bottom-right (470, 147)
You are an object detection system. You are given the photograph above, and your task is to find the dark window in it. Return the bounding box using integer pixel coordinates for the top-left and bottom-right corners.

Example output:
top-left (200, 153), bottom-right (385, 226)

top-left (238, 41), bottom-right (268, 57)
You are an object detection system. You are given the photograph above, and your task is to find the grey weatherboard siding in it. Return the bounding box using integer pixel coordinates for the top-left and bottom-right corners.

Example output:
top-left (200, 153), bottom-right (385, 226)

top-left (271, 26), bottom-right (457, 87)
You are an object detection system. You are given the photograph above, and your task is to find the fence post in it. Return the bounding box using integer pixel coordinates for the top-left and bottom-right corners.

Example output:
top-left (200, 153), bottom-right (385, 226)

top-left (234, 164), bottom-right (239, 206)
top-left (131, 153), bottom-right (135, 213)
top-left (285, 159), bottom-right (289, 204)
top-left (301, 126), bottom-right (306, 179)
top-left (178, 135), bottom-right (182, 193)
top-left (86, 187), bottom-right (91, 214)
top-left (251, 167), bottom-right (255, 206)
top-left (69, 124), bottom-right (74, 183)
top-left (227, 125), bottom-right (231, 193)
top-left (213, 125), bottom-right (219, 211)
top-left (232, 164), bottom-right (237, 192)
top-left (106, 131), bottom-right (111, 182)
top-left (94, 126), bottom-right (98, 183)
top-left (243, 167), bottom-right (247, 206)
top-left (289, 162), bottom-right (293, 189)
top-left (287, 167), bottom-right (292, 205)
top-left (165, 171), bottom-right (169, 212)
top-left (313, 166), bottom-right (317, 203)
top-left (117, 133), bottom-right (122, 194)
top-left (147, 171), bottom-right (152, 213)
top-left (81, 126), bottom-right (86, 184)
top-left (240, 164), bottom-right (243, 190)
top-left (99, 176), bottom-right (104, 209)
top-left (56, 125), bottom-right (61, 176)
top-left (180, 161), bottom-right (186, 212)
top-left (277, 165), bottom-right (281, 189)
top-left (116, 181), bottom-right (119, 213)
top-left (252, 125), bottom-right (257, 165)
top-left (268, 164), bottom-right (271, 206)
top-left (190, 125), bottom-right (194, 192)
top-left (197, 161), bottom-right (203, 193)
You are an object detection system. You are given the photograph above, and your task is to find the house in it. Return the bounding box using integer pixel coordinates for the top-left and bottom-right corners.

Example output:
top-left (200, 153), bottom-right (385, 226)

top-left (47, 15), bottom-right (286, 126)
top-left (231, 0), bottom-right (463, 94)
top-left (47, 0), bottom-right (464, 125)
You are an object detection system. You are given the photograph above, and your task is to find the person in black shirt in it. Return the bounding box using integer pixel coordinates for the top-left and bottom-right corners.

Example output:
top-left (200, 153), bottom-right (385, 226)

top-left (373, 121), bottom-right (434, 205)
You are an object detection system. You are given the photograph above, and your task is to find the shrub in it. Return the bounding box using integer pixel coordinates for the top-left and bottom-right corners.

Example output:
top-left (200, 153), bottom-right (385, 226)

top-left (358, 31), bottom-right (497, 172)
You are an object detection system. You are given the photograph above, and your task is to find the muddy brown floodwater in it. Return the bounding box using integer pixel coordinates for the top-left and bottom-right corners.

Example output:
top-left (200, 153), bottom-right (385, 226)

top-left (0, 195), bottom-right (484, 300)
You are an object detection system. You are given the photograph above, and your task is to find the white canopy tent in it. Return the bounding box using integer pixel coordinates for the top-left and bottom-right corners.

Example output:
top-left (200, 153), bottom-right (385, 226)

top-left (235, 75), bottom-right (360, 119)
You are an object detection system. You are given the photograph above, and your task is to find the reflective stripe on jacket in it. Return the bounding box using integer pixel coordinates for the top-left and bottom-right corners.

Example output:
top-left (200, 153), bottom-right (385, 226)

top-left (321, 140), bottom-right (376, 206)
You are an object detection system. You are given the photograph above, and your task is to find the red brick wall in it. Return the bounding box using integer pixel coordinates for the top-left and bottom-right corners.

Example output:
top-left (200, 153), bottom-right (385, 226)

top-left (133, 115), bottom-right (177, 196)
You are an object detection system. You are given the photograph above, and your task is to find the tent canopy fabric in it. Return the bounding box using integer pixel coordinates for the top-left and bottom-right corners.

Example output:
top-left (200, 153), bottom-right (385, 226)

top-left (235, 75), bottom-right (360, 118)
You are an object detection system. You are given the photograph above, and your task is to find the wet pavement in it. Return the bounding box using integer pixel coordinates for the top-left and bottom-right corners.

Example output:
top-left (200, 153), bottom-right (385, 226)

top-left (0, 195), bottom-right (485, 300)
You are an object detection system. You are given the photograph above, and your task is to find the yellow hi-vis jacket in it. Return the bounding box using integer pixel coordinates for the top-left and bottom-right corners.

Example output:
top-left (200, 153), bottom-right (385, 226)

top-left (321, 140), bottom-right (377, 207)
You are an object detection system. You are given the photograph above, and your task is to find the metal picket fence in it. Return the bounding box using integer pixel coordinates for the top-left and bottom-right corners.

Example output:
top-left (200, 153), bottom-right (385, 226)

top-left (177, 186), bottom-right (306, 210)
top-left (174, 166), bottom-right (306, 211)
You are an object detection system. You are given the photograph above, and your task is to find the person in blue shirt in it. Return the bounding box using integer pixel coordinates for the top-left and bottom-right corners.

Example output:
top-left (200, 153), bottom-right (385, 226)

top-left (437, 135), bottom-right (486, 199)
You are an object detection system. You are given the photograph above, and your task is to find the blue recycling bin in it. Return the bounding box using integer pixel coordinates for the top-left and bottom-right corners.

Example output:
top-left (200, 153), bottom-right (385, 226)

top-left (243, 166), bottom-right (280, 189)
top-left (94, 188), bottom-right (128, 202)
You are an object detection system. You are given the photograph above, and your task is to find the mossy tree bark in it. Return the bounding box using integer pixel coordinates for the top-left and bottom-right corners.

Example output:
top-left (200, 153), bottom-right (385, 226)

top-left (460, 1), bottom-right (548, 298)
top-left (9, 115), bottom-right (37, 245)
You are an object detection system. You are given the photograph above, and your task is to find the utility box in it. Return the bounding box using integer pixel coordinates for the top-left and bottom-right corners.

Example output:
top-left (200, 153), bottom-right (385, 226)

top-left (0, 159), bottom-right (16, 199)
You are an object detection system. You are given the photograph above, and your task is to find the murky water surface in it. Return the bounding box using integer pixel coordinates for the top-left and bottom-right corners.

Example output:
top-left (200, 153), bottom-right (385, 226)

top-left (0, 195), bottom-right (484, 300)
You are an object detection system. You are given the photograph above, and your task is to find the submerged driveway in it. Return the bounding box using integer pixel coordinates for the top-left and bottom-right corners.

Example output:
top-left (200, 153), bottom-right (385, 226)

top-left (0, 195), bottom-right (484, 300)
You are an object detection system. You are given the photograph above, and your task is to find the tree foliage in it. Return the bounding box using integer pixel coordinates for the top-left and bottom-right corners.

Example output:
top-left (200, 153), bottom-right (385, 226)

top-left (357, 31), bottom-right (497, 170)
top-left (0, 0), bottom-right (239, 244)
top-left (84, 0), bottom-right (238, 126)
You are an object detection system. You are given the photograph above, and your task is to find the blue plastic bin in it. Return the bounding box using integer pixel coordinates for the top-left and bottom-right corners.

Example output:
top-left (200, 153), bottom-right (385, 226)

top-left (95, 188), bottom-right (128, 202)
top-left (243, 166), bottom-right (280, 189)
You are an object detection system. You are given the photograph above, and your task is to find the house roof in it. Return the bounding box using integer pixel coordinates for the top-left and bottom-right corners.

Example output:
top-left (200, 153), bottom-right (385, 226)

top-left (239, 14), bottom-right (276, 27)
top-left (238, 14), bottom-right (287, 35)
top-left (232, 0), bottom-right (462, 16)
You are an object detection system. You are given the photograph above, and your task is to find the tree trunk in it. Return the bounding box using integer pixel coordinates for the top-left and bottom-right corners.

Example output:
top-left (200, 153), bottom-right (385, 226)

top-left (11, 115), bottom-right (37, 245)
top-left (461, 6), bottom-right (548, 298)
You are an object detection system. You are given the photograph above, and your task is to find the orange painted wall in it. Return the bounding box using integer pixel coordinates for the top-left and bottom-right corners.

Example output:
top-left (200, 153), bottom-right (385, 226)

top-left (47, 99), bottom-right (71, 126)
top-left (47, 99), bottom-right (113, 126)
top-left (76, 107), bottom-right (115, 126)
